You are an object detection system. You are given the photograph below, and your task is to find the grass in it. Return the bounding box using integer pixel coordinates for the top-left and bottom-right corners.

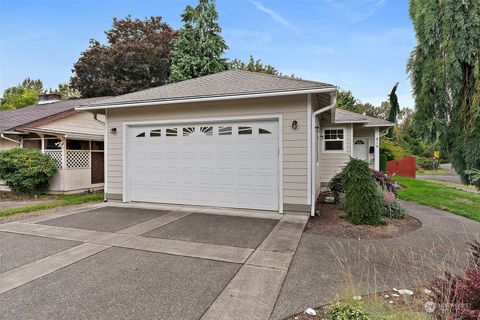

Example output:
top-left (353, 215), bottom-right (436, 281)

top-left (394, 176), bottom-right (480, 222)
top-left (416, 169), bottom-right (450, 175)
top-left (0, 193), bottom-right (104, 218)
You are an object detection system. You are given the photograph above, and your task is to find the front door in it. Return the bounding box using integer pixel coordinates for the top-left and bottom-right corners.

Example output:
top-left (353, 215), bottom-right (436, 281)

top-left (353, 137), bottom-right (368, 161)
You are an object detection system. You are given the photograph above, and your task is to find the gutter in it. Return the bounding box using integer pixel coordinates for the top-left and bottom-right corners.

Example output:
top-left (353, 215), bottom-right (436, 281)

top-left (75, 87), bottom-right (337, 111)
top-left (310, 94), bottom-right (337, 217)
top-left (1, 133), bottom-right (21, 146)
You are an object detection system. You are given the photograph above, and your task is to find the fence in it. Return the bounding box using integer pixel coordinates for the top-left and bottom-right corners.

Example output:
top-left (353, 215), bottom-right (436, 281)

top-left (387, 156), bottom-right (416, 178)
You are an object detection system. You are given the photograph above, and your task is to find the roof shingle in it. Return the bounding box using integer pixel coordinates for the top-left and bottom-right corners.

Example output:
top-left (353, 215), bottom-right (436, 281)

top-left (0, 97), bottom-right (106, 133)
top-left (335, 108), bottom-right (394, 127)
top-left (78, 70), bottom-right (335, 109)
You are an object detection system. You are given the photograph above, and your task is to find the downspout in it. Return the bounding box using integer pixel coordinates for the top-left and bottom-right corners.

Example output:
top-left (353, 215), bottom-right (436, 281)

top-left (1, 133), bottom-right (21, 146)
top-left (93, 113), bottom-right (105, 124)
top-left (310, 95), bottom-right (337, 217)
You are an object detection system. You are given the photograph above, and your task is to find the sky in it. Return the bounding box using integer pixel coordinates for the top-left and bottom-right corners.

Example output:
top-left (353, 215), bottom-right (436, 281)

top-left (0, 0), bottom-right (416, 108)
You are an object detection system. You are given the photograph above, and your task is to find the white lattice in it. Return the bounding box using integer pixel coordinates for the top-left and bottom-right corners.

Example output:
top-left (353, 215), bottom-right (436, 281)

top-left (66, 151), bottom-right (90, 169)
top-left (44, 150), bottom-right (63, 168)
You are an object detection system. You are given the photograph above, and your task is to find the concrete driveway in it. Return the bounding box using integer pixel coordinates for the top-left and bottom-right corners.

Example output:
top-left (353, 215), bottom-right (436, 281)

top-left (0, 204), bottom-right (307, 320)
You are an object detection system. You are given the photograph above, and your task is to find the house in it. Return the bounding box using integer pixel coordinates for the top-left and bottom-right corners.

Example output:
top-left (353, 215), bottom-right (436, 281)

top-left (77, 70), bottom-right (393, 215)
top-left (0, 94), bottom-right (106, 193)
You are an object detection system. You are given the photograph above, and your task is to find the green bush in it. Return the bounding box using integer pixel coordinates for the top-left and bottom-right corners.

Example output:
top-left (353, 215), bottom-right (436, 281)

top-left (382, 198), bottom-right (406, 219)
top-left (415, 156), bottom-right (433, 170)
top-left (380, 139), bottom-right (408, 161)
top-left (379, 153), bottom-right (388, 172)
top-left (342, 158), bottom-right (385, 225)
top-left (323, 302), bottom-right (368, 320)
top-left (0, 148), bottom-right (58, 194)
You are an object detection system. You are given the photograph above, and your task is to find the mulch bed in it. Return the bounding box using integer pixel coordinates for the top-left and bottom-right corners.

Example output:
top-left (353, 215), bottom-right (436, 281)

top-left (305, 203), bottom-right (421, 239)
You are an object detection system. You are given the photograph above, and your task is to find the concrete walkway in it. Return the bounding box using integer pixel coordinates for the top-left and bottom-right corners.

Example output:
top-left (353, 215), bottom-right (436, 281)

top-left (271, 200), bottom-right (480, 319)
top-left (0, 204), bottom-right (307, 320)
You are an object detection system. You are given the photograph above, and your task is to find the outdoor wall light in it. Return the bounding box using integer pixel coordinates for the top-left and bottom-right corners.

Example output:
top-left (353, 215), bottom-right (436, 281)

top-left (110, 128), bottom-right (117, 135)
top-left (291, 120), bottom-right (298, 130)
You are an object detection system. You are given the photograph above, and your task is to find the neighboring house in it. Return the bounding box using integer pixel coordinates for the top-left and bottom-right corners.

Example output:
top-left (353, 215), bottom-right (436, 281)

top-left (0, 94), bottom-right (106, 193)
top-left (77, 70), bottom-right (393, 215)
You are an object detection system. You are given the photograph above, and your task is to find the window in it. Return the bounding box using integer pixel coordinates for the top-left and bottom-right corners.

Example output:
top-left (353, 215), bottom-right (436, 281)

top-left (323, 128), bottom-right (345, 152)
top-left (259, 128), bottom-right (272, 134)
top-left (45, 138), bottom-right (62, 150)
top-left (23, 139), bottom-right (41, 149)
top-left (219, 126), bottom-right (232, 135)
top-left (183, 127), bottom-right (195, 136)
top-left (238, 126), bottom-right (252, 135)
top-left (67, 140), bottom-right (90, 150)
top-left (166, 128), bottom-right (178, 136)
top-left (136, 132), bottom-right (146, 138)
top-left (91, 141), bottom-right (104, 150)
top-left (150, 129), bottom-right (161, 137)
top-left (200, 126), bottom-right (213, 136)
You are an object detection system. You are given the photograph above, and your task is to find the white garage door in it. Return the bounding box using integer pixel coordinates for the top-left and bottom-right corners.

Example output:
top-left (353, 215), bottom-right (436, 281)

top-left (126, 120), bottom-right (279, 211)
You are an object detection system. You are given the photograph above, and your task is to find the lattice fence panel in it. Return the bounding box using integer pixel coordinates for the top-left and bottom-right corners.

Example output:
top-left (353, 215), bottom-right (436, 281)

top-left (66, 151), bottom-right (90, 169)
top-left (44, 150), bottom-right (63, 168)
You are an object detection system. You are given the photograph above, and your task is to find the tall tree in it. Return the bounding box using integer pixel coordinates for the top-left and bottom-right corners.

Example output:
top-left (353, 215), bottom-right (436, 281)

top-left (229, 55), bottom-right (279, 75)
top-left (168, 0), bottom-right (228, 83)
top-left (71, 16), bottom-right (177, 97)
top-left (386, 82), bottom-right (400, 138)
top-left (408, 0), bottom-right (480, 186)
top-left (0, 78), bottom-right (43, 110)
top-left (57, 83), bottom-right (81, 100)
top-left (336, 89), bottom-right (359, 112)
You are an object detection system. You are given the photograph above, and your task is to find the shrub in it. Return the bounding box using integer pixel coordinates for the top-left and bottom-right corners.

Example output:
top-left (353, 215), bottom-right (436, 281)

top-left (0, 148), bottom-right (57, 194)
top-left (430, 241), bottom-right (480, 320)
top-left (415, 156), bottom-right (434, 170)
top-left (380, 153), bottom-right (388, 172)
top-left (371, 170), bottom-right (396, 193)
top-left (323, 301), bottom-right (368, 320)
top-left (382, 198), bottom-right (406, 219)
top-left (380, 139), bottom-right (408, 161)
top-left (342, 158), bottom-right (385, 225)
top-left (329, 173), bottom-right (344, 194)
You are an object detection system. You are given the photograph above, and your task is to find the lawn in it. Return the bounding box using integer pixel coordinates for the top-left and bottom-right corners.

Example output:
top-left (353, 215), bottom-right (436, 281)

top-left (0, 193), bottom-right (104, 218)
top-left (394, 176), bottom-right (480, 222)
top-left (416, 169), bottom-right (449, 175)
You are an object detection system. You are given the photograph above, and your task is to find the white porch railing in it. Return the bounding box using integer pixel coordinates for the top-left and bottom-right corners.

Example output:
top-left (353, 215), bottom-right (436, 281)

top-left (44, 150), bottom-right (91, 169)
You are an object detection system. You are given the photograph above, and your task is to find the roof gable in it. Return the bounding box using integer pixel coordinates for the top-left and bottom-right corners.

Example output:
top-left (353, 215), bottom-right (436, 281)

top-left (334, 108), bottom-right (394, 127)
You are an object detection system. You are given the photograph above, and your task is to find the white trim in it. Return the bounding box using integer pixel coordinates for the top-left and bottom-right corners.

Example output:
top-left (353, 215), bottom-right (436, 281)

top-left (321, 126), bottom-right (347, 153)
top-left (122, 113), bottom-right (284, 213)
top-left (104, 109), bottom-right (108, 201)
top-left (306, 94), bottom-right (312, 206)
top-left (374, 128), bottom-right (380, 170)
top-left (350, 124), bottom-right (354, 157)
top-left (364, 124), bottom-right (394, 127)
top-left (0, 133), bottom-right (21, 145)
top-left (335, 120), bottom-right (369, 124)
top-left (310, 94), bottom-right (337, 217)
top-left (76, 87), bottom-right (337, 111)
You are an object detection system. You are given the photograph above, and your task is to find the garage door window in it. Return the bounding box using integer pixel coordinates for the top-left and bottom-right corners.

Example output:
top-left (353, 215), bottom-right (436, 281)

top-left (219, 126), bottom-right (232, 135)
top-left (136, 132), bottom-right (146, 138)
top-left (183, 127), bottom-right (195, 136)
top-left (238, 126), bottom-right (252, 135)
top-left (259, 128), bottom-right (272, 134)
top-left (166, 128), bottom-right (178, 136)
top-left (150, 129), bottom-right (161, 137)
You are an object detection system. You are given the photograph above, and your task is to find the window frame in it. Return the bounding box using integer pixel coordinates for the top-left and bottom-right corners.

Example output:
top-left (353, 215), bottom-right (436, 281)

top-left (322, 127), bottom-right (347, 153)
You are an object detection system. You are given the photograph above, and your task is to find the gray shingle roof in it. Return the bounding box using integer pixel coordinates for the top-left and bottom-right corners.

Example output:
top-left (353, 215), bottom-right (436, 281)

top-left (335, 108), bottom-right (394, 127)
top-left (0, 97), bottom-right (106, 133)
top-left (78, 70), bottom-right (335, 109)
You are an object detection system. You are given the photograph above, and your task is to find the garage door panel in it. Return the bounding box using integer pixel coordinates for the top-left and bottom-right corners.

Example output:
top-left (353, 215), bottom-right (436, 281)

top-left (126, 120), bottom-right (279, 211)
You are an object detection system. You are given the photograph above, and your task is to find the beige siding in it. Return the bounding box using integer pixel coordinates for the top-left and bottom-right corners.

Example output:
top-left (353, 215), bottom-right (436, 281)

top-left (317, 112), bottom-right (352, 183)
top-left (36, 112), bottom-right (104, 135)
top-left (0, 137), bottom-right (19, 151)
top-left (106, 95), bottom-right (309, 206)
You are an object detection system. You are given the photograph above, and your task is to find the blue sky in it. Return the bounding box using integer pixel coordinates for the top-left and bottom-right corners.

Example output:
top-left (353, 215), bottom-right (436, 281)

top-left (0, 0), bottom-right (415, 108)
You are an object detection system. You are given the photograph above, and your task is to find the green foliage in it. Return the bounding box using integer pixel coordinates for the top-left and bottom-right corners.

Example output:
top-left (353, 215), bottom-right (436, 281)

top-left (336, 89), bottom-right (391, 119)
top-left (464, 169), bottom-right (480, 188)
top-left (57, 83), bottom-right (81, 100)
top-left (0, 78), bottom-right (43, 110)
top-left (229, 55), bottom-right (279, 75)
top-left (380, 139), bottom-right (408, 161)
top-left (0, 148), bottom-right (57, 194)
top-left (341, 158), bottom-right (385, 225)
top-left (168, 0), bottom-right (228, 83)
top-left (408, 0), bottom-right (480, 188)
top-left (380, 154), bottom-right (388, 172)
top-left (415, 156), bottom-right (433, 170)
top-left (382, 198), bottom-right (406, 219)
top-left (386, 82), bottom-right (400, 138)
top-left (71, 16), bottom-right (177, 97)
top-left (323, 301), bottom-right (368, 320)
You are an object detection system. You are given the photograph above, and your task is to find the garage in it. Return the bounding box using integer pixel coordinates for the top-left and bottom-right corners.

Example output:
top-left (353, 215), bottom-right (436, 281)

top-left (125, 120), bottom-right (279, 211)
